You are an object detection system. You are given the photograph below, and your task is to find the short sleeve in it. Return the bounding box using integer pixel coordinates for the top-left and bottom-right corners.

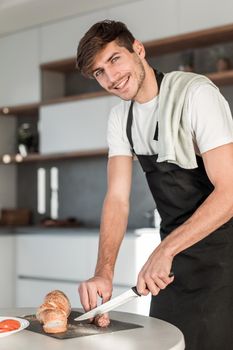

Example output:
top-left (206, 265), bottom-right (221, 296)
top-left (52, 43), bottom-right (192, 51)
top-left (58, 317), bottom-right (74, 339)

top-left (107, 106), bottom-right (133, 157)
top-left (189, 84), bottom-right (233, 154)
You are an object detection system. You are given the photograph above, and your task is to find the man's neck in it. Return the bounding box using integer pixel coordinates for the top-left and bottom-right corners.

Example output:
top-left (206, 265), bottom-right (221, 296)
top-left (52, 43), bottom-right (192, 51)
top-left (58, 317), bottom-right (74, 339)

top-left (134, 66), bottom-right (158, 104)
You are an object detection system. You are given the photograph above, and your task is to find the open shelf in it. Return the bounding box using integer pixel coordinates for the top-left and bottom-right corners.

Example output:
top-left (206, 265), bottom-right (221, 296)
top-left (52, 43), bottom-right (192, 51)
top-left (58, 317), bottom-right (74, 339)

top-left (144, 23), bottom-right (233, 56)
top-left (207, 69), bottom-right (233, 86)
top-left (41, 90), bottom-right (109, 106)
top-left (0, 148), bottom-right (108, 164)
top-left (0, 102), bottom-right (39, 117)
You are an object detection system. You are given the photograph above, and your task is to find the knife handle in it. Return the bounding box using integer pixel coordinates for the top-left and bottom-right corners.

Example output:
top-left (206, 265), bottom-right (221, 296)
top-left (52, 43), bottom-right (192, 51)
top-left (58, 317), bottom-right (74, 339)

top-left (132, 272), bottom-right (174, 296)
top-left (131, 286), bottom-right (141, 296)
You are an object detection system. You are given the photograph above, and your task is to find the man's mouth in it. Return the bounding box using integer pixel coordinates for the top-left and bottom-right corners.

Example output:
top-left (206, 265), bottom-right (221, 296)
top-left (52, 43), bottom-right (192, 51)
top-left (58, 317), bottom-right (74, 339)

top-left (112, 75), bottom-right (130, 90)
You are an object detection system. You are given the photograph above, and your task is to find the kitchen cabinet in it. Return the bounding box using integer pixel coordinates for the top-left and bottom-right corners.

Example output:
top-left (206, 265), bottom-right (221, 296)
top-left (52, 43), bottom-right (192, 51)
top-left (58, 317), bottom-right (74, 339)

top-left (1, 22), bottom-right (233, 165)
top-left (40, 10), bottom-right (108, 63)
top-left (15, 229), bottom-right (160, 315)
top-left (178, 0), bottom-right (233, 33)
top-left (0, 116), bottom-right (17, 208)
top-left (0, 234), bottom-right (16, 307)
top-left (39, 95), bottom-right (119, 154)
top-left (0, 28), bottom-right (40, 107)
top-left (107, 0), bottom-right (179, 42)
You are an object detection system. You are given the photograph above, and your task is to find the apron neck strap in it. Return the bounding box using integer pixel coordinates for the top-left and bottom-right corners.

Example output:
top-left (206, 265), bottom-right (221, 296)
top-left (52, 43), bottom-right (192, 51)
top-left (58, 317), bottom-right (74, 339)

top-left (126, 69), bottom-right (164, 152)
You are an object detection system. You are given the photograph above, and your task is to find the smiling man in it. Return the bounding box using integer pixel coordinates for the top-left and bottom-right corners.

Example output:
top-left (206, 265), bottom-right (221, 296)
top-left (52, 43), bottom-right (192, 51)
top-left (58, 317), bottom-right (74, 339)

top-left (76, 20), bottom-right (233, 350)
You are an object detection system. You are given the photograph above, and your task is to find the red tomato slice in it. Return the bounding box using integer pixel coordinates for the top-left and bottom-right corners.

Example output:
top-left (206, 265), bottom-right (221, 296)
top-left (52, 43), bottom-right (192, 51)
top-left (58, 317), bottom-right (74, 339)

top-left (0, 319), bottom-right (21, 332)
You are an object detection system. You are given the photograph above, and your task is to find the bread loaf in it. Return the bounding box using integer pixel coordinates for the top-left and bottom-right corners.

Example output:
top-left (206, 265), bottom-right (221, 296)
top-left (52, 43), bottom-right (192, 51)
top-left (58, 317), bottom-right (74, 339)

top-left (36, 290), bottom-right (71, 333)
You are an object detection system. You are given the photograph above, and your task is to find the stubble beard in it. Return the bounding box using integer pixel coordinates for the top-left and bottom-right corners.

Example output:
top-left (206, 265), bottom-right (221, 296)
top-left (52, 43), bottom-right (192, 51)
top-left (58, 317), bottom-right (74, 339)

top-left (104, 55), bottom-right (146, 101)
top-left (123, 57), bottom-right (146, 101)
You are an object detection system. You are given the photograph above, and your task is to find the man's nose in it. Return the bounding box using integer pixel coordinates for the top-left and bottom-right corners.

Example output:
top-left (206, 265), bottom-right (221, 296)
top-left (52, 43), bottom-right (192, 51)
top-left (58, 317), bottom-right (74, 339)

top-left (106, 68), bottom-right (120, 85)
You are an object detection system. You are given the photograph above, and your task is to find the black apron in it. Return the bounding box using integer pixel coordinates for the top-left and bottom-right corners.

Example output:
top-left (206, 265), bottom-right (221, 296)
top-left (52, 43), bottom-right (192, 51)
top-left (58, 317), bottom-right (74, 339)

top-left (126, 70), bottom-right (233, 350)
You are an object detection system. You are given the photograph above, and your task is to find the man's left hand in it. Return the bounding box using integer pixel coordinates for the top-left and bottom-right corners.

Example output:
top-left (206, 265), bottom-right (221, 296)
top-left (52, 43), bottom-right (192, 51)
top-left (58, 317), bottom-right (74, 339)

top-left (136, 245), bottom-right (174, 296)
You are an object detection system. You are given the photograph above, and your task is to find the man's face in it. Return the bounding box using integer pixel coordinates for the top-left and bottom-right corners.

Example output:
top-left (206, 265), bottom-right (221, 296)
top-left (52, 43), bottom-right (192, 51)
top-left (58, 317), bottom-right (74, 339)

top-left (91, 40), bottom-right (146, 101)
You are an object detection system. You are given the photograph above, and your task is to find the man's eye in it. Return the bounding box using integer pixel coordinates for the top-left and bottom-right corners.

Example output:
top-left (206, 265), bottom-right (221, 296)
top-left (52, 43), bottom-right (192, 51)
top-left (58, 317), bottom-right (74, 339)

top-left (94, 70), bottom-right (103, 78)
top-left (112, 56), bottom-right (119, 63)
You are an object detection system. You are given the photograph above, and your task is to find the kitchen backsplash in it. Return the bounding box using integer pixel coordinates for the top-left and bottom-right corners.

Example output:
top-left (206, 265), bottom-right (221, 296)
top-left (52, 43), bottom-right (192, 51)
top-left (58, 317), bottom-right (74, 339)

top-left (17, 156), bottom-right (155, 229)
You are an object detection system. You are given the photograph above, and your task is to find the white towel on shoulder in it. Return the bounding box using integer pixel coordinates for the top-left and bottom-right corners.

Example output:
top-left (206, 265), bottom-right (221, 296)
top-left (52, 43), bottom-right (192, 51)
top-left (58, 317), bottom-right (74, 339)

top-left (157, 71), bottom-right (218, 169)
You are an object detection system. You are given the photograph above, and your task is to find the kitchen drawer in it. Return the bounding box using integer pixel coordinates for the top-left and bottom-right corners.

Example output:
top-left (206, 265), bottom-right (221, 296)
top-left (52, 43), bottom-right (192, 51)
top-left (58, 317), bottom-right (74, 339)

top-left (16, 231), bottom-right (160, 287)
top-left (16, 234), bottom-right (98, 281)
top-left (16, 279), bottom-right (81, 308)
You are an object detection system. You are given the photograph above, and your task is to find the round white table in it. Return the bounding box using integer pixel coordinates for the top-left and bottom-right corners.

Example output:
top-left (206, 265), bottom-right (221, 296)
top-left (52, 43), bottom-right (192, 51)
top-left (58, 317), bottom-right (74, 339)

top-left (0, 308), bottom-right (185, 350)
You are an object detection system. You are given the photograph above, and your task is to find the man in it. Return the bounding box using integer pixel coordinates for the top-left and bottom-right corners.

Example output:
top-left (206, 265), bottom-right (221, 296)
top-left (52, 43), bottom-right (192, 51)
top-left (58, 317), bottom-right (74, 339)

top-left (76, 20), bottom-right (233, 349)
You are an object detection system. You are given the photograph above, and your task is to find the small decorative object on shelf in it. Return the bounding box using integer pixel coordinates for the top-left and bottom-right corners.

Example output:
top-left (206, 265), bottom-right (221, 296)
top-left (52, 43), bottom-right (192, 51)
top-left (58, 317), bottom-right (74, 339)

top-left (178, 51), bottom-right (195, 72)
top-left (17, 123), bottom-right (38, 156)
top-left (216, 57), bottom-right (232, 72)
top-left (209, 45), bottom-right (232, 73)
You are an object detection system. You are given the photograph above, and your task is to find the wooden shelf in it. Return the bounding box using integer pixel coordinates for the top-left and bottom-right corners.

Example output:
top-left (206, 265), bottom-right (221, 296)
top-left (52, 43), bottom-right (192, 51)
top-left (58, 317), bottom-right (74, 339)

top-left (207, 69), bottom-right (233, 86)
top-left (41, 90), bottom-right (109, 106)
top-left (144, 23), bottom-right (233, 56)
top-left (0, 92), bottom-right (110, 114)
top-left (0, 102), bottom-right (39, 117)
top-left (41, 57), bottom-right (76, 73)
top-left (0, 148), bottom-right (108, 164)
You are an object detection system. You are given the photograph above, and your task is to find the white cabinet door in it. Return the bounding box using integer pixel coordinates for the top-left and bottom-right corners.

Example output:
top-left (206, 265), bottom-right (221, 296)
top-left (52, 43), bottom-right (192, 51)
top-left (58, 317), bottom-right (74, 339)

top-left (40, 10), bottom-right (108, 63)
top-left (39, 96), bottom-right (119, 154)
top-left (107, 0), bottom-right (179, 42)
top-left (16, 279), bottom-right (81, 308)
top-left (16, 233), bottom-right (96, 281)
top-left (0, 115), bottom-right (17, 211)
top-left (178, 0), bottom-right (233, 34)
top-left (0, 235), bottom-right (15, 307)
top-left (0, 28), bottom-right (40, 107)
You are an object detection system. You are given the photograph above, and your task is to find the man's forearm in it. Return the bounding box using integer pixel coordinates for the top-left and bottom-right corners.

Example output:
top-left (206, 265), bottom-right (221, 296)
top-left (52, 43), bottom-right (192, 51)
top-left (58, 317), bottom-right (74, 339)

top-left (161, 186), bottom-right (233, 257)
top-left (95, 195), bottom-right (129, 280)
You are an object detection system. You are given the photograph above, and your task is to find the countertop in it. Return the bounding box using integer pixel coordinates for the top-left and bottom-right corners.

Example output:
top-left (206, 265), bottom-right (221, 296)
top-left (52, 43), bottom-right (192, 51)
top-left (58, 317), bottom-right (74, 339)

top-left (0, 308), bottom-right (185, 350)
top-left (0, 226), bottom-right (159, 236)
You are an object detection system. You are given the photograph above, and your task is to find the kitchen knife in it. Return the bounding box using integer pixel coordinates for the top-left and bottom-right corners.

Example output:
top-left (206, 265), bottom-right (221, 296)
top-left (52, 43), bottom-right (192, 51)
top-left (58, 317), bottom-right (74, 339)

top-left (74, 286), bottom-right (141, 321)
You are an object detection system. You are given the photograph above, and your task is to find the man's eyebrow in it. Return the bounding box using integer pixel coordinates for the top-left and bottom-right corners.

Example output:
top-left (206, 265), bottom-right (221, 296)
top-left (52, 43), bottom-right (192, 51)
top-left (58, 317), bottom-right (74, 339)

top-left (92, 51), bottom-right (120, 75)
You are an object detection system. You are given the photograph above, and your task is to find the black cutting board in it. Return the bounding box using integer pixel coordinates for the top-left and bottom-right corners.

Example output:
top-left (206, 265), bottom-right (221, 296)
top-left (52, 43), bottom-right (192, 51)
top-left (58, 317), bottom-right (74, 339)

top-left (23, 310), bottom-right (143, 339)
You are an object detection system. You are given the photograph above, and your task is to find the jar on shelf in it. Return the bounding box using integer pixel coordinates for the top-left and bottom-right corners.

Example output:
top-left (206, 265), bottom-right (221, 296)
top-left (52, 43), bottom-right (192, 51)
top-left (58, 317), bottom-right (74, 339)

top-left (17, 123), bottom-right (38, 156)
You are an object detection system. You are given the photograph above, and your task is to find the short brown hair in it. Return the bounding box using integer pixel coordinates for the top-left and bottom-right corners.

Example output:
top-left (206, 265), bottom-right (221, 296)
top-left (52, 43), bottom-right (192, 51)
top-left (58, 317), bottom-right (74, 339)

top-left (76, 20), bottom-right (135, 78)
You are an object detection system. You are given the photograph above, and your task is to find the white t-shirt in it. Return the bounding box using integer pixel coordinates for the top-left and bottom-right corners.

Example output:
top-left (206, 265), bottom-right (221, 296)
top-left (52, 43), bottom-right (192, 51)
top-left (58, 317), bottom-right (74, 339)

top-left (107, 83), bottom-right (233, 158)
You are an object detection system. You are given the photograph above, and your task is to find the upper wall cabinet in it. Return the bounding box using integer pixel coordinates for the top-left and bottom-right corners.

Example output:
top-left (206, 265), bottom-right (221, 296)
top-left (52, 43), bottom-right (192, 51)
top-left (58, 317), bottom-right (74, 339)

top-left (40, 9), bottom-right (108, 64)
top-left (107, 0), bottom-right (179, 42)
top-left (178, 0), bottom-right (233, 33)
top-left (0, 28), bottom-right (40, 107)
top-left (39, 95), bottom-right (119, 154)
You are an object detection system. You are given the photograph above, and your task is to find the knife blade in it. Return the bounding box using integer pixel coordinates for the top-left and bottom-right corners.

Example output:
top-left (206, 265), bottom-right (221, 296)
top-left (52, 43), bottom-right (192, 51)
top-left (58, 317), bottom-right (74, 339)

top-left (74, 286), bottom-right (141, 321)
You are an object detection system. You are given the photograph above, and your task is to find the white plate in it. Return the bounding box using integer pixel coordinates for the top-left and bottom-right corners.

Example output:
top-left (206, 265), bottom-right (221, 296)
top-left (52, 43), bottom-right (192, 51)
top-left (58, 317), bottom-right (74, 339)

top-left (0, 317), bottom-right (29, 338)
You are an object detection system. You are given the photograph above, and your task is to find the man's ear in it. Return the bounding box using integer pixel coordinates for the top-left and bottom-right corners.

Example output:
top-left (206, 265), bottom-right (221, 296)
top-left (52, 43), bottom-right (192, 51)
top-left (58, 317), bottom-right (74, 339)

top-left (133, 40), bottom-right (145, 58)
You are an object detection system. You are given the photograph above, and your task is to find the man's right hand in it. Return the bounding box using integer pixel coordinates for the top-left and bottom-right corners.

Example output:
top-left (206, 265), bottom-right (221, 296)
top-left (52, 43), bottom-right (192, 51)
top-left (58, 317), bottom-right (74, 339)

top-left (78, 276), bottom-right (112, 326)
